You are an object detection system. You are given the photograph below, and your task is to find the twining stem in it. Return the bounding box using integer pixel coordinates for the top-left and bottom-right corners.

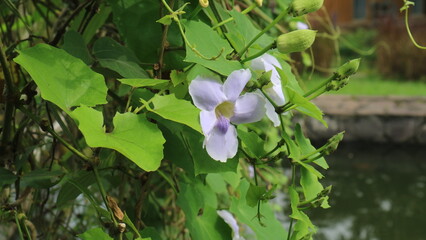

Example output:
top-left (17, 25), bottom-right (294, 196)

top-left (17, 105), bottom-right (90, 162)
top-left (237, 8), bottom-right (288, 57)
top-left (0, 43), bottom-right (16, 149)
top-left (212, 3), bottom-right (257, 29)
top-left (403, 6), bottom-right (426, 50)
top-left (15, 213), bottom-right (25, 240)
top-left (241, 42), bottom-right (276, 63)
top-left (93, 167), bottom-right (118, 227)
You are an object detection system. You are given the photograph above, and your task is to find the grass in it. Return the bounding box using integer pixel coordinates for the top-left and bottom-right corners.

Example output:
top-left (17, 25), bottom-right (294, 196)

top-left (302, 73), bottom-right (426, 96)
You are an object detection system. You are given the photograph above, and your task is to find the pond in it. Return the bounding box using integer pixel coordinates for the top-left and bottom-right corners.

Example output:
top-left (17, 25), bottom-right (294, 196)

top-left (308, 143), bottom-right (426, 240)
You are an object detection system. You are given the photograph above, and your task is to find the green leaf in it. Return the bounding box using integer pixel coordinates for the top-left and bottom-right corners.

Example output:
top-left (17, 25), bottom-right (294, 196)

top-left (71, 106), bottom-right (165, 171)
top-left (183, 20), bottom-right (243, 76)
top-left (169, 70), bottom-right (188, 99)
top-left (118, 78), bottom-right (169, 88)
top-left (78, 227), bottom-right (113, 240)
top-left (225, 10), bottom-right (274, 53)
top-left (0, 168), bottom-right (17, 186)
top-left (275, 60), bottom-right (304, 94)
top-left (80, 4), bottom-right (112, 44)
top-left (288, 186), bottom-right (316, 240)
top-left (237, 128), bottom-right (267, 158)
top-left (246, 183), bottom-right (267, 207)
top-left (284, 86), bottom-right (327, 127)
top-left (62, 30), bottom-right (93, 65)
top-left (57, 171), bottom-right (96, 208)
top-left (300, 167), bottom-right (330, 209)
top-left (156, 15), bottom-right (173, 25)
top-left (156, 118), bottom-right (238, 175)
top-left (108, 0), bottom-right (162, 63)
top-left (20, 169), bottom-right (64, 189)
top-left (294, 124), bottom-right (328, 169)
top-left (14, 44), bottom-right (108, 112)
top-left (177, 181), bottom-right (232, 240)
top-left (149, 94), bottom-right (202, 134)
top-left (93, 37), bottom-right (149, 78)
top-left (140, 227), bottom-right (162, 240)
top-left (230, 180), bottom-right (287, 239)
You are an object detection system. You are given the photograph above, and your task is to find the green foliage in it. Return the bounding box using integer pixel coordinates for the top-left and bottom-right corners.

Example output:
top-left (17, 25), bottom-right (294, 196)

top-left (0, 0), bottom-right (355, 239)
top-left (71, 106), bottom-right (165, 171)
top-left (14, 44), bottom-right (108, 112)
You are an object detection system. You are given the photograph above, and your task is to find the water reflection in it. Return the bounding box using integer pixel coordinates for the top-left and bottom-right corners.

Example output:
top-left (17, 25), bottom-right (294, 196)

top-left (309, 143), bottom-right (426, 240)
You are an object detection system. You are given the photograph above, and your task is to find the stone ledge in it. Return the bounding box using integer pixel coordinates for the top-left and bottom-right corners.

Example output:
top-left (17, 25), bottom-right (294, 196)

top-left (297, 95), bottom-right (426, 144)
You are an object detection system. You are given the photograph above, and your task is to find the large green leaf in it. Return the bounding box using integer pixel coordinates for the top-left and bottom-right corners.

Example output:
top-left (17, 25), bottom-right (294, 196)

top-left (184, 20), bottom-right (243, 76)
top-left (300, 167), bottom-right (330, 209)
top-left (62, 30), bottom-right (93, 65)
top-left (149, 94), bottom-right (202, 134)
top-left (14, 44), bottom-right (108, 112)
top-left (93, 37), bottom-right (149, 78)
top-left (230, 180), bottom-right (287, 240)
top-left (108, 0), bottom-right (162, 63)
top-left (237, 128), bottom-right (267, 158)
top-left (71, 106), bottom-right (165, 171)
top-left (177, 181), bottom-right (232, 240)
top-left (78, 227), bottom-right (113, 240)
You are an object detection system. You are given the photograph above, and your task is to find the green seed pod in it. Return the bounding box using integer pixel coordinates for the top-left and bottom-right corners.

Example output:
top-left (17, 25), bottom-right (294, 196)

top-left (288, 0), bottom-right (324, 16)
top-left (276, 29), bottom-right (317, 54)
top-left (336, 58), bottom-right (361, 79)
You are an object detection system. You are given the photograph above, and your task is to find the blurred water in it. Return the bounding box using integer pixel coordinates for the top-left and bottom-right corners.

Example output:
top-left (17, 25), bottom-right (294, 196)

top-left (309, 143), bottom-right (426, 240)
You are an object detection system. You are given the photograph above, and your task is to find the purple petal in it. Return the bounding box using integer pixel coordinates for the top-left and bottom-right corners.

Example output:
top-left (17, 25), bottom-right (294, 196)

top-left (189, 76), bottom-right (226, 111)
top-left (205, 125), bottom-right (238, 162)
top-left (216, 115), bottom-right (230, 134)
top-left (230, 93), bottom-right (266, 124)
top-left (200, 110), bottom-right (217, 135)
top-left (297, 21), bottom-right (309, 30)
top-left (223, 69), bottom-right (251, 102)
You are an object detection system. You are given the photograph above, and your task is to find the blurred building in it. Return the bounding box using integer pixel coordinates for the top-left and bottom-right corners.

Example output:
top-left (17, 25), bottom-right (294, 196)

top-left (323, 0), bottom-right (426, 25)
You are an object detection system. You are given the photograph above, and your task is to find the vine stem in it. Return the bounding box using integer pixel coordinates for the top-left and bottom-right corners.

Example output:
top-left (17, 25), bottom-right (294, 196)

top-left (403, 6), bottom-right (426, 50)
top-left (15, 212), bottom-right (25, 240)
top-left (17, 105), bottom-right (90, 162)
top-left (237, 8), bottom-right (288, 58)
top-left (212, 3), bottom-right (257, 29)
top-left (241, 42), bottom-right (275, 63)
top-left (93, 167), bottom-right (118, 227)
top-left (0, 43), bottom-right (16, 150)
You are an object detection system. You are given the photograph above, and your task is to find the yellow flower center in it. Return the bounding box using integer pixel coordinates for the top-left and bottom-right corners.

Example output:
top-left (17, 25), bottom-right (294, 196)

top-left (215, 101), bottom-right (235, 119)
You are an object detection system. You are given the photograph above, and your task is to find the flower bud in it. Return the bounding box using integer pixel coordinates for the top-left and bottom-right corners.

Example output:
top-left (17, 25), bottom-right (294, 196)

top-left (336, 58), bottom-right (361, 79)
top-left (199, 0), bottom-right (209, 8)
top-left (255, 0), bottom-right (263, 7)
top-left (288, 0), bottom-right (324, 16)
top-left (276, 30), bottom-right (317, 54)
top-left (323, 131), bottom-right (344, 155)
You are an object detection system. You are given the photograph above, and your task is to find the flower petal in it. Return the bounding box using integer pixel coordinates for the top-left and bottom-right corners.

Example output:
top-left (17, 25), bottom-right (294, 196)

top-left (217, 210), bottom-right (242, 240)
top-left (200, 110), bottom-right (217, 135)
top-left (205, 125), bottom-right (238, 162)
top-left (223, 69), bottom-right (251, 102)
top-left (189, 76), bottom-right (226, 111)
top-left (256, 90), bottom-right (281, 127)
top-left (266, 84), bottom-right (286, 106)
top-left (230, 93), bottom-right (266, 124)
top-left (251, 54), bottom-right (282, 86)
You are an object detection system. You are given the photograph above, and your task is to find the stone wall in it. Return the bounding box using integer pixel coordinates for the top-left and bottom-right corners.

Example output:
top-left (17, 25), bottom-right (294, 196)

top-left (296, 95), bottom-right (426, 144)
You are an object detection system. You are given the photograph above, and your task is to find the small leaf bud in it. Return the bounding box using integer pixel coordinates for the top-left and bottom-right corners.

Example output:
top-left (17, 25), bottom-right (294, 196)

top-left (277, 30), bottom-right (317, 54)
top-left (199, 0), bottom-right (209, 8)
top-left (323, 131), bottom-right (344, 155)
top-left (288, 0), bottom-right (324, 16)
top-left (336, 58), bottom-right (361, 79)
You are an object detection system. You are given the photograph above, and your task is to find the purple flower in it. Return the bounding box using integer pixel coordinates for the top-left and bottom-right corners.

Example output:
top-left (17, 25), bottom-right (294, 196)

top-left (189, 69), bottom-right (266, 162)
